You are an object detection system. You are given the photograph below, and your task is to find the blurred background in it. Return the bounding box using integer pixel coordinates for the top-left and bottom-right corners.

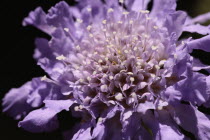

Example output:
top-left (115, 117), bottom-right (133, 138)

top-left (0, 0), bottom-right (209, 140)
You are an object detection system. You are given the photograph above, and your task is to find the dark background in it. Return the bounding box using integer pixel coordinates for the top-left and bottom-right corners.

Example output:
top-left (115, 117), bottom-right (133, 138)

top-left (0, 0), bottom-right (209, 140)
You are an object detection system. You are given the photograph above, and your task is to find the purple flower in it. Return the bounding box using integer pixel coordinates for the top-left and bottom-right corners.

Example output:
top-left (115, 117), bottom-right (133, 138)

top-left (3, 0), bottom-right (210, 139)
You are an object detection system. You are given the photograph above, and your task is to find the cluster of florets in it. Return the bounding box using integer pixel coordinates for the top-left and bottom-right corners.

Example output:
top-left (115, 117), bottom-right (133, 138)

top-left (56, 9), bottom-right (178, 112)
top-left (3, 1), bottom-right (210, 140)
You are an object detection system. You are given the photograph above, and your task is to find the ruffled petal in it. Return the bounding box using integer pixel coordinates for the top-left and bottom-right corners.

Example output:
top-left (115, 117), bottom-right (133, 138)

top-left (27, 78), bottom-right (63, 107)
top-left (164, 11), bottom-right (187, 37)
top-left (92, 113), bottom-right (122, 140)
top-left (2, 77), bottom-right (51, 120)
top-left (2, 81), bottom-right (33, 120)
top-left (188, 35), bottom-right (210, 52)
top-left (26, 78), bottom-right (48, 107)
top-left (37, 58), bottom-right (65, 80)
top-left (49, 28), bottom-right (74, 55)
top-left (72, 124), bottom-right (92, 140)
top-left (192, 58), bottom-right (210, 73)
top-left (151, 0), bottom-right (177, 19)
top-left (126, 0), bottom-right (151, 11)
top-left (137, 101), bottom-right (155, 114)
top-left (18, 108), bottom-right (59, 133)
top-left (44, 100), bottom-right (74, 113)
top-left (190, 12), bottom-right (210, 24)
top-left (183, 24), bottom-right (210, 35)
top-left (170, 103), bottom-right (210, 140)
top-left (121, 111), bottom-right (153, 140)
top-left (23, 7), bottom-right (55, 35)
top-left (19, 99), bottom-right (73, 133)
top-left (104, 0), bottom-right (119, 7)
top-left (178, 71), bottom-right (210, 106)
top-left (34, 38), bottom-right (54, 61)
top-left (92, 122), bottom-right (105, 140)
top-left (156, 110), bottom-right (186, 140)
top-left (141, 110), bottom-right (186, 140)
top-left (46, 2), bottom-right (76, 32)
top-left (164, 86), bottom-right (182, 104)
top-left (204, 76), bottom-right (210, 107)
top-left (34, 37), bottom-right (66, 80)
top-left (83, 0), bottom-right (106, 24)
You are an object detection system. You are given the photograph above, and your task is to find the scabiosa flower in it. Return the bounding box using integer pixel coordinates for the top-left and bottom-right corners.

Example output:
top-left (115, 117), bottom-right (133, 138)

top-left (3, 0), bottom-right (210, 139)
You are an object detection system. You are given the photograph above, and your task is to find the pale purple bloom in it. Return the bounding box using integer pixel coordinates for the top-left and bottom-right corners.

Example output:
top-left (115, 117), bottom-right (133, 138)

top-left (2, 0), bottom-right (210, 139)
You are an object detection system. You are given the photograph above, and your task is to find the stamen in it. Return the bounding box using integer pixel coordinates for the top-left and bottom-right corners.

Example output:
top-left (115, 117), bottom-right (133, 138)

top-left (87, 8), bottom-right (92, 12)
top-left (41, 75), bottom-right (47, 81)
top-left (130, 77), bottom-right (135, 82)
top-left (151, 45), bottom-right (158, 50)
top-left (98, 117), bottom-right (103, 122)
top-left (56, 55), bottom-right (66, 60)
top-left (107, 8), bottom-right (114, 13)
top-left (86, 25), bottom-right (92, 31)
top-left (115, 93), bottom-right (123, 101)
top-left (64, 28), bottom-right (69, 32)
top-left (109, 76), bottom-right (114, 80)
top-left (153, 26), bottom-right (158, 29)
top-left (74, 106), bottom-right (79, 111)
top-left (119, 0), bottom-right (124, 4)
top-left (89, 34), bottom-right (94, 38)
top-left (159, 60), bottom-right (166, 67)
top-left (129, 20), bottom-right (134, 24)
top-left (118, 21), bottom-right (123, 24)
top-left (76, 18), bottom-right (83, 23)
top-left (139, 10), bottom-right (150, 14)
top-left (123, 11), bottom-right (129, 15)
top-left (102, 20), bottom-right (107, 24)
top-left (75, 45), bottom-right (80, 50)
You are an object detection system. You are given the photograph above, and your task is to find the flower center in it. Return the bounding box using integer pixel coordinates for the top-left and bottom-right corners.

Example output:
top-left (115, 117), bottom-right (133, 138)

top-left (60, 9), bottom-right (178, 106)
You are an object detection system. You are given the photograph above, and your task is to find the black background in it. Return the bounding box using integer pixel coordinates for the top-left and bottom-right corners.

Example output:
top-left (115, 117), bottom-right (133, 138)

top-left (0, 0), bottom-right (209, 140)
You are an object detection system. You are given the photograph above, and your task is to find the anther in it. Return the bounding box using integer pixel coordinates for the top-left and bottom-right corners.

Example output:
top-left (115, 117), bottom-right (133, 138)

top-left (119, 0), bottom-right (124, 4)
top-left (86, 25), bottom-right (92, 31)
top-left (115, 93), bottom-right (123, 101)
top-left (107, 8), bottom-right (114, 13)
top-left (76, 18), bottom-right (83, 23)
top-left (98, 117), bottom-right (103, 122)
top-left (153, 26), bottom-right (158, 29)
top-left (56, 55), bottom-right (66, 60)
top-left (159, 60), bottom-right (166, 67)
top-left (123, 12), bottom-right (129, 15)
top-left (89, 34), bottom-right (94, 38)
top-left (41, 75), bottom-right (47, 81)
top-left (100, 85), bottom-right (108, 92)
top-left (109, 76), bottom-right (114, 80)
top-left (98, 67), bottom-right (103, 71)
top-left (79, 105), bottom-right (83, 109)
top-left (98, 59), bottom-right (103, 63)
top-left (87, 8), bottom-right (92, 12)
top-left (76, 45), bottom-right (80, 50)
top-left (129, 20), bottom-right (134, 24)
top-left (130, 77), bottom-right (135, 82)
top-left (64, 28), bottom-right (69, 32)
top-left (74, 106), bottom-right (79, 111)
top-left (124, 50), bottom-right (129, 53)
top-left (140, 10), bottom-right (150, 14)
top-left (102, 20), bottom-right (107, 24)
top-left (151, 45), bottom-right (158, 50)
top-left (87, 76), bottom-right (91, 81)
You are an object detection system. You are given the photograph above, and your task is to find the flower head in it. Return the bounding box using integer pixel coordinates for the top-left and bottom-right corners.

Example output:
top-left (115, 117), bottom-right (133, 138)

top-left (3, 0), bottom-right (210, 140)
